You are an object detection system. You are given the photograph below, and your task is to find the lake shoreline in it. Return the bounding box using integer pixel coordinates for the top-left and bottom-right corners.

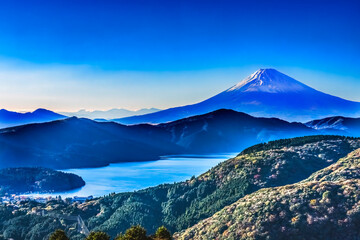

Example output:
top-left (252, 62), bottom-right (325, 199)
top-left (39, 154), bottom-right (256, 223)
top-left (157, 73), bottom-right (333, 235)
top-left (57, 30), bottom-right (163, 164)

top-left (23, 153), bottom-right (236, 198)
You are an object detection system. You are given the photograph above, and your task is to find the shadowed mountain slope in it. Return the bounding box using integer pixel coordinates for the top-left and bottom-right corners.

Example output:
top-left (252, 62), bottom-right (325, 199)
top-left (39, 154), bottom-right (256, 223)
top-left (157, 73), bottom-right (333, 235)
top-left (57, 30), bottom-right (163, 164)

top-left (0, 109), bottom-right (316, 169)
top-left (0, 117), bottom-right (179, 169)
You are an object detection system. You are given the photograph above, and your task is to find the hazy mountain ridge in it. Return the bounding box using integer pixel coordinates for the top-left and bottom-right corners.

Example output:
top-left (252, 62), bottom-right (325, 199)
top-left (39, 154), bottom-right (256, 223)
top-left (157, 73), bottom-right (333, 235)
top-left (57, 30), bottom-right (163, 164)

top-left (115, 69), bottom-right (360, 124)
top-left (0, 109), bottom-right (316, 169)
top-left (0, 108), bottom-right (66, 129)
top-left (0, 107), bottom-right (161, 129)
top-left (60, 108), bottom-right (161, 120)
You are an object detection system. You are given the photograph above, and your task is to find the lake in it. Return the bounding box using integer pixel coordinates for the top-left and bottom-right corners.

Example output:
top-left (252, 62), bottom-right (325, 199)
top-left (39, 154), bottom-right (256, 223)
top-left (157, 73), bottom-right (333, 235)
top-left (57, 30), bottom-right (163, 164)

top-left (27, 153), bottom-right (236, 198)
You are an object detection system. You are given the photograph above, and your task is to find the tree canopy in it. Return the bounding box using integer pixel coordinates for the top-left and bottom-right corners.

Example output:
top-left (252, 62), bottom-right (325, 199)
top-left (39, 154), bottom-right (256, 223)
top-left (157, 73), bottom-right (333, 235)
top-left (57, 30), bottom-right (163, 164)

top-left (49, 229), bottom-right (69, 240)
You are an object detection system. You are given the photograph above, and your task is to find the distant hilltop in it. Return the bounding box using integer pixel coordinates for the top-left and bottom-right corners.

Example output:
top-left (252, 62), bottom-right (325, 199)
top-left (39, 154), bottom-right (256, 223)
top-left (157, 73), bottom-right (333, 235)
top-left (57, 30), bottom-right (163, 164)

top-left (0, 108), bottom-right (66, 128)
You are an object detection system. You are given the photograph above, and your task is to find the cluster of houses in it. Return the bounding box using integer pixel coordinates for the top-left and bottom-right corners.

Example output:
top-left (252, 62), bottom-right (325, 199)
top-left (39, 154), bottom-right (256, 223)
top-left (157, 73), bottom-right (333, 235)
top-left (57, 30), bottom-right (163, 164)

top-left (0, 194), bottom-right (93, 205)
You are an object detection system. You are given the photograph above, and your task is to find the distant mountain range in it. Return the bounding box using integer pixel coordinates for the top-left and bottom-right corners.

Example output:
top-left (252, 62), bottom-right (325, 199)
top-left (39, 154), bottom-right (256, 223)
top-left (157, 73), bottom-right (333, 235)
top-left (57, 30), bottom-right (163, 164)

top-left (114, 69), bottom-right (360, 124)
top-left (2, 69), bottom-right (359, 129)
top-left (0, 108), bottom-right (66, 128)
top-left (0, 108), bottom-right (161, 129)
top-left (60, 108), bottom-right (160, 119)
top-left (0, 109), bottom-right (315, 169)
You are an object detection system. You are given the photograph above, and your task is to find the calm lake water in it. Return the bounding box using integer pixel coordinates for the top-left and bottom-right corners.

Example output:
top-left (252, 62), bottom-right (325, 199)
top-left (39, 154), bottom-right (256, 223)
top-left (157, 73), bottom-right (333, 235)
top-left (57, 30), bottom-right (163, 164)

top-left (27, 153), bottom-right (236, 198)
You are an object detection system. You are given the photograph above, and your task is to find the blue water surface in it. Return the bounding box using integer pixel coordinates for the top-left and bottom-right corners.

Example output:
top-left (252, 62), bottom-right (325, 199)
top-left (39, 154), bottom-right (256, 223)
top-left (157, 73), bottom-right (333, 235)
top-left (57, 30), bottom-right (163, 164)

top-left (28, 153), bottom-right (236, 198)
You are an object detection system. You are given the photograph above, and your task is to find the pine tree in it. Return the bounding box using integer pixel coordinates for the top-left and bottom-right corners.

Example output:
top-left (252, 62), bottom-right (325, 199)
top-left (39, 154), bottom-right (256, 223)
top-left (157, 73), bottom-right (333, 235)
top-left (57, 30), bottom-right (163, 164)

top-left (85, 231), bottom-right (110, 240)
top-left (154, 226), bottom-right (172, 240)
top-left (115, 225), bottom-right (148, 240)
top-left (49, 229), bottom-right (69, 240)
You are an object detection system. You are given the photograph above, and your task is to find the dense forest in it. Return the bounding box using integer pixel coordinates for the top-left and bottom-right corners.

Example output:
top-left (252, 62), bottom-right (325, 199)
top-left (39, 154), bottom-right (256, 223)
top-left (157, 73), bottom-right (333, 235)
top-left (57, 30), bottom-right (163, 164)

top-left (0, 168), bottom-right (85, 195)
top-left (240, 135), bottom-right (358, 155)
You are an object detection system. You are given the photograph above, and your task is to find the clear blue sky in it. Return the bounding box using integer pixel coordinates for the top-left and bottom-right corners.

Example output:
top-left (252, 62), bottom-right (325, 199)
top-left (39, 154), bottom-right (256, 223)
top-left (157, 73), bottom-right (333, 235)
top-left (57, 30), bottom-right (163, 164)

top-left (0, 0), bottom-right (359, 111)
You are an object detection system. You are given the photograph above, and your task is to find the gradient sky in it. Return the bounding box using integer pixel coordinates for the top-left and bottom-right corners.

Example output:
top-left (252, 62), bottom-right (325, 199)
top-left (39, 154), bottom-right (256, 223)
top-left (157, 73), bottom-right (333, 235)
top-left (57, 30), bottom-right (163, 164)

top-left (0, 0), bottom-right (359, 111)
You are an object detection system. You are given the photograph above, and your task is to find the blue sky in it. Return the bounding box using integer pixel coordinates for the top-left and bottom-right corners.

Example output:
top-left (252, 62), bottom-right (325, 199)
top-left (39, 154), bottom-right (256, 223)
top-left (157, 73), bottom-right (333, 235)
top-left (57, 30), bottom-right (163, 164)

top-left (0, 0), bottom-right (359, 111)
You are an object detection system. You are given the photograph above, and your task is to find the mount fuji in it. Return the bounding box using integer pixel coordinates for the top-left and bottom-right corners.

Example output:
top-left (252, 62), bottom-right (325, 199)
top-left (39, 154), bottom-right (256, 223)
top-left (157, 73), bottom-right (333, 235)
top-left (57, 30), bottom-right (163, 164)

top-left (114, 69), bottom-right (360, 124)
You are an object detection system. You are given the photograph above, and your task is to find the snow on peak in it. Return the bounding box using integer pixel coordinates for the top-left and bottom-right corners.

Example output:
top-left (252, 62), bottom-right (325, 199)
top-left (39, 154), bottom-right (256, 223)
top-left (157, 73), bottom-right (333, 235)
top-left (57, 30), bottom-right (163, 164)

top-left (227, 68), bottom-right (310, 93)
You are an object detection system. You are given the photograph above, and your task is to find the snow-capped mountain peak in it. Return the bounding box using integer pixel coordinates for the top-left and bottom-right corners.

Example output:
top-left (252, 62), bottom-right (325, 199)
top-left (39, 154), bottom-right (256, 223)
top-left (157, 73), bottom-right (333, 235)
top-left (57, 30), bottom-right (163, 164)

top-left (227, 68), bottom-right (310, 93)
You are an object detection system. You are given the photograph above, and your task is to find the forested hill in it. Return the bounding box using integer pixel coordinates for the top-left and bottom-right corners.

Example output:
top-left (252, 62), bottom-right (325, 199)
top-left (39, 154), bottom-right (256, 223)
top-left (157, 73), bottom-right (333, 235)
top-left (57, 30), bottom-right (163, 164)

top-left (175, 147), bottom-right (360, 239)
top-left (0, 168), bottom-right (85, 195)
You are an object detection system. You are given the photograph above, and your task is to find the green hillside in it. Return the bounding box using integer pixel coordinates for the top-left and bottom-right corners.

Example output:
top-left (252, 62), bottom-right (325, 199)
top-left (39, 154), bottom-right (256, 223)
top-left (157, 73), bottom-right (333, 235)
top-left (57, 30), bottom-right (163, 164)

top-left (174, 149), bottom-right (360, 240)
